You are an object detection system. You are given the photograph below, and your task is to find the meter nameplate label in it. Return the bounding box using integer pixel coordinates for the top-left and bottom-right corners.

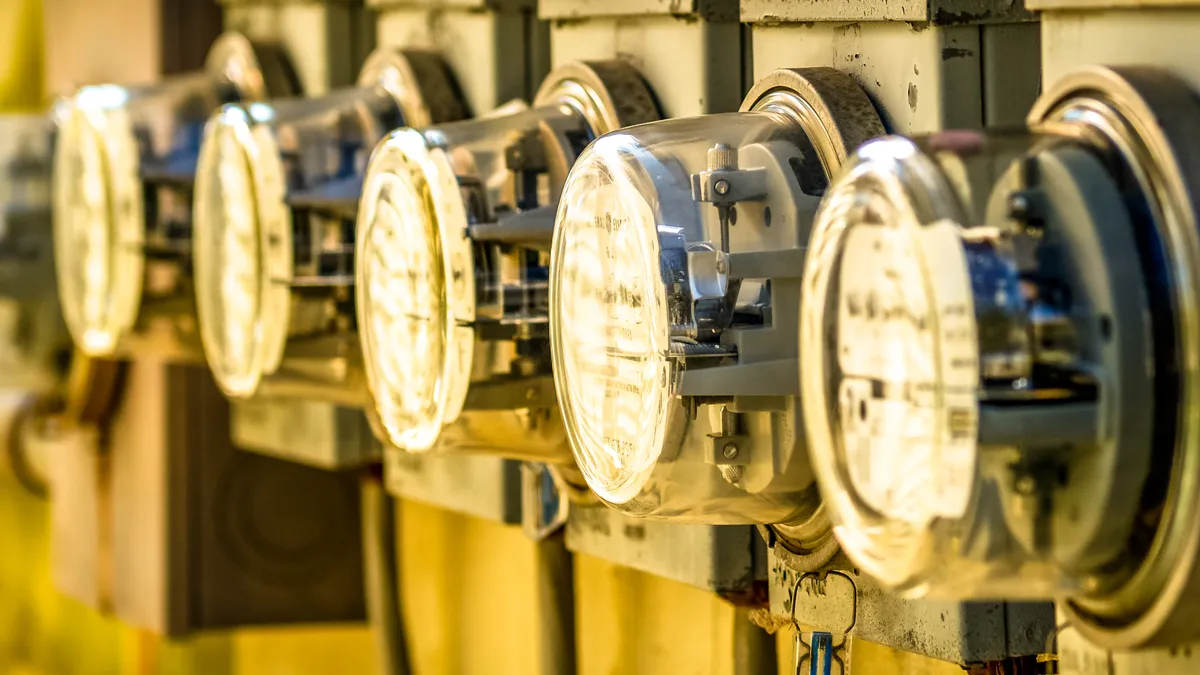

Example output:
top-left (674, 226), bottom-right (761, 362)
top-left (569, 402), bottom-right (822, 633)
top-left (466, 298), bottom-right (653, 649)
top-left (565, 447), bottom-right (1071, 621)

top-left (835, 218), bottom-right (977, 524)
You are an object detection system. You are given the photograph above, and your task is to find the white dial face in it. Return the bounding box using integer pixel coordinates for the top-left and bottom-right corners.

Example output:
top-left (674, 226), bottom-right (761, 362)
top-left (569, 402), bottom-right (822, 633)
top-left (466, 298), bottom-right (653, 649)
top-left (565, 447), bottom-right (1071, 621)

top-left (356, 130), bottom-right (475, 453)
top-left (52, 95), bottom-right (144, 356)
top-left (359, 170), bottom-right (448, 451)
top-left (194, 111), bottom-right (265, 396)
top-left (551, 146), bottom-right (672, 505)
top-left (835, 221), bottom-right (978, 525)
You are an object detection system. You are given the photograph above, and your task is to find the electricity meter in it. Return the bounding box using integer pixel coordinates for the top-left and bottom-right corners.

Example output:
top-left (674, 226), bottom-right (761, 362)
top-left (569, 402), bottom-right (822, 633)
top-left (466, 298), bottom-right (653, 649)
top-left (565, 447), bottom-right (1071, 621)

top-left (356, 61), bottom-right (659, 462)
top-left (800, 65), bottom-right (1200, 649)
top-left (548, 68), bottom-right (883, 531)
top-left (52, 32), bottom-right (298, 360)
top-left (0, 119), bottom-right (64, 392)
top-left (193, 49), bottom-right (466, 404)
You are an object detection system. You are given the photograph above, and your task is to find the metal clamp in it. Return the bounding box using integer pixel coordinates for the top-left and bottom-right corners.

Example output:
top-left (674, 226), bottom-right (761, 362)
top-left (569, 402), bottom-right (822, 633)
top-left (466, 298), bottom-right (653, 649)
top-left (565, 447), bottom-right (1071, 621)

top-left (789, 572), bottom-right (857, 675)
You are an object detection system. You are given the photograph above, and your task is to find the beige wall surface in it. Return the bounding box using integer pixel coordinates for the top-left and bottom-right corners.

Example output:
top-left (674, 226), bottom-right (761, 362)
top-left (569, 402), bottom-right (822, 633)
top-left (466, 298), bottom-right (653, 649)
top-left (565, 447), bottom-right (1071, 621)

top-left (41, 0), bottom-right (159, 97)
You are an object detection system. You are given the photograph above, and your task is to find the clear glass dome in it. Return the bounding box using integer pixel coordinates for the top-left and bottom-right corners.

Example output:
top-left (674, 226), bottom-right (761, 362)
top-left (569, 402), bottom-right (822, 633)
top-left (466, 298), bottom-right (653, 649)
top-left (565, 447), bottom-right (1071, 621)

top-left (193, 106), bottom-right (269, 395)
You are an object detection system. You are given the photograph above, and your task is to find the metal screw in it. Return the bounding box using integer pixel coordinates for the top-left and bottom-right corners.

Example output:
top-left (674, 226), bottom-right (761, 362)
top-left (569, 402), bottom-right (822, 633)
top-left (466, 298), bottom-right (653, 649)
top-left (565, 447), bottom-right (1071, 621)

top-left (722, 442), bottom-right (740, 460)
top-left (525, 387), bottom-right (538, 401)
top-left (715, 256), bottom-right (727, 275)
top-left (714, 179), bottom-right (730, 196)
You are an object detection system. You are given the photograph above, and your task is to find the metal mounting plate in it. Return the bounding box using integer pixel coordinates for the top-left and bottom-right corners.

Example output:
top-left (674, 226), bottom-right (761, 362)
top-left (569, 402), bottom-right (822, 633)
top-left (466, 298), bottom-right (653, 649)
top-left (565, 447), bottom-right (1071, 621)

top-left (768, 549), bottom-right (1055, 665)
top-left (231, 399), bottom-right (380, 469)
top-left (1031, 0), bottom-right (1200, 8)
top-left (565, 505), bottom-right (764, 596)
top-left (740, 0), bottom-right (1034, 24)
top-left (385, 449), bottom-right (523, 525)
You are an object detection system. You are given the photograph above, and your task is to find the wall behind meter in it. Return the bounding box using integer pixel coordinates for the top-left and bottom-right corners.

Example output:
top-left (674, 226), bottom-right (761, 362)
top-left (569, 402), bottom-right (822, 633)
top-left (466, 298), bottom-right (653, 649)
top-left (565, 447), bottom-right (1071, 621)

top-left (0, 0), bottom-right (964, 673)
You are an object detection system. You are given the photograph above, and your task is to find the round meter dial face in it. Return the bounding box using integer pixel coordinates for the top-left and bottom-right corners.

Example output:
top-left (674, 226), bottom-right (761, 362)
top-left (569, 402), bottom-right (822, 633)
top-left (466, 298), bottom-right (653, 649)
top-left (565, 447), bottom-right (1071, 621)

top-left (800, 139), bottom-right (982, 584)
top-left (194, 110), bottom-right (268, 396)
top-left (833, 219), bottom-right (978, 525)
top-left (359, 170), bottom-right (448, 451)
top-left (52, 95), bottom-right (144, 356)
top-left (550, 138), bottom-right (673, 505)
top-left (355, 129), bottom-right (474, 452)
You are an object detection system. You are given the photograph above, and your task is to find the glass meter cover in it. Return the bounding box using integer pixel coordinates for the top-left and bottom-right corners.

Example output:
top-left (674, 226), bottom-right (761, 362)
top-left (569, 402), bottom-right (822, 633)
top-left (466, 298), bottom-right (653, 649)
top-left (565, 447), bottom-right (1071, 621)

top-left (52, 32), bottom-right (296, 359)
top-left (802, 66), bottom-right (1200, 648)
top-left (356, 61), bottom-right (659, 462)
top-left (550, 68), bottom-right (883, 525)
top-left (194, 49), bottom-right (465, 404)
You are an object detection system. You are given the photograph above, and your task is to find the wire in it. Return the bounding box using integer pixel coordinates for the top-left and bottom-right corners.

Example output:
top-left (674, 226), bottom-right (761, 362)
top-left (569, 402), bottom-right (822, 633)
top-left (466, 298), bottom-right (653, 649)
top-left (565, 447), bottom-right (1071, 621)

top-left (361, 477), bottom-right (412, 675)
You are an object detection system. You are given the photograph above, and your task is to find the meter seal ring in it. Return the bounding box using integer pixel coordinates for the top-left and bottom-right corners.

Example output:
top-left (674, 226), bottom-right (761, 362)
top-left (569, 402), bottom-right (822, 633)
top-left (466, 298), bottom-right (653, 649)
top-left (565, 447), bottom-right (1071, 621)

top-left (533, 60), bottom-right (662, 137)
top-left (740, 68), bottom-right (886, 172)
top-left (205, 31), bottom-right (301, 102)
top-left (357, 48), bottom-right (470, 131)
top-left (740, 67), bottom-right (886, 575)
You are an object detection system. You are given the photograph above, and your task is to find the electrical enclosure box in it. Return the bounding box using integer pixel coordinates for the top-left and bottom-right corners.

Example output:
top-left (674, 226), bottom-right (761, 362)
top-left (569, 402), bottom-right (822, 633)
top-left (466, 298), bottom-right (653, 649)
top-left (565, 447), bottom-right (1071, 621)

top-left (51, 363), bottom-right (366, 636)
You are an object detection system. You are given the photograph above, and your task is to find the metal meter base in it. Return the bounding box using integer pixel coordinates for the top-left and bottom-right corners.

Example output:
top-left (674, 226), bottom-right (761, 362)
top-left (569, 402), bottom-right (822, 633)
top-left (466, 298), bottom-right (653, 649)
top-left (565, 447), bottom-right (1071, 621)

top-left (385, 449), bottom-right (523, 525)
top-left (231, 399), bottom-right (381, 470)
top-left (566, 506), bottom-right (765, 598)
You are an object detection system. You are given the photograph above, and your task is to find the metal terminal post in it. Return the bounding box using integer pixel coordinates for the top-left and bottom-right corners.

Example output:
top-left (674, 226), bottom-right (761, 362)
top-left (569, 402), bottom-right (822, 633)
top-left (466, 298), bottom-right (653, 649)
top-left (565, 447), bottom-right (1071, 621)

top-left (691, 143), bottom-right (769, 254)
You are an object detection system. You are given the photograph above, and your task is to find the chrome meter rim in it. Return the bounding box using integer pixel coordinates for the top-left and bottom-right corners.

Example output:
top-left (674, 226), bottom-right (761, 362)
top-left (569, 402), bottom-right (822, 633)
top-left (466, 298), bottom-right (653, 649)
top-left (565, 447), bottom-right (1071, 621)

top-left (534, 61), bottom-right (662, 198)
top-left (1029, 66), bottom-right (1200, 649)
top-left (205, 32), bottom-right (273, 101)
top-left (356, 128), bottom-right (472, 452)
top-left (743, 68), bottom-right (886, 570)
top-left (740, 68), bottom-right (884, 169)
top-left (193, 105), bottom-right (291, 398)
